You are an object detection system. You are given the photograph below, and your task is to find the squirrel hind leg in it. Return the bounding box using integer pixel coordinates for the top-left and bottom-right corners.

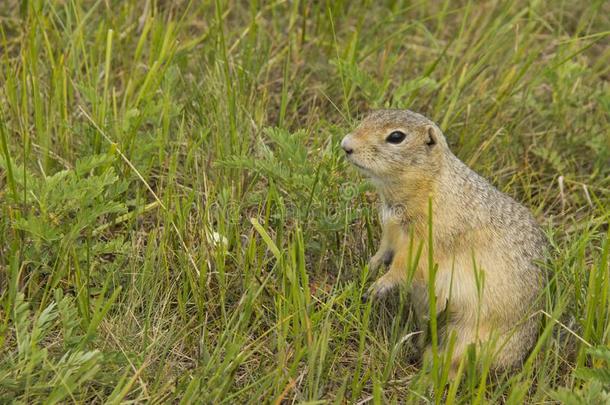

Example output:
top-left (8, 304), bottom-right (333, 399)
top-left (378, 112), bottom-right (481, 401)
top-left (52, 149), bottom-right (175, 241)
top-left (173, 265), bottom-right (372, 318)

top-left (491, 317), bottom-right (539, 371)
top-left (437, 318), bottom-right (538, 378)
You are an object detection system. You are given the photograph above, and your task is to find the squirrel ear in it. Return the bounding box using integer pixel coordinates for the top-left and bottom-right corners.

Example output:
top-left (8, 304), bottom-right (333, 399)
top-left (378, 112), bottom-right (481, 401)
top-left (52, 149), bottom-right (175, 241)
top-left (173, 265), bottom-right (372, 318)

top-left (426, 126), bottom-right (437, 147)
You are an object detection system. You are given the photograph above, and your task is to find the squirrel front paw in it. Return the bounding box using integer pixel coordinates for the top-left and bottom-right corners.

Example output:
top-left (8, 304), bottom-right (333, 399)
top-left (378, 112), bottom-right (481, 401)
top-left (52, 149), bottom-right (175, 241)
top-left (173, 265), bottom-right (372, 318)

top-left (368, 255), bottom-right (384, 272)
top-left (368, 250), bottom-right (394, 272)
top-left (362, 272), bottom-right (402, 302)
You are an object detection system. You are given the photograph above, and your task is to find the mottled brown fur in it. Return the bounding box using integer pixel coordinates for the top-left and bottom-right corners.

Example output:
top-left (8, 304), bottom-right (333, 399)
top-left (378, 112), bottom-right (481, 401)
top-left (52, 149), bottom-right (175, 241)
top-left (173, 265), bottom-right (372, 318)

top-left (342, 109), bottom-right (547, 376)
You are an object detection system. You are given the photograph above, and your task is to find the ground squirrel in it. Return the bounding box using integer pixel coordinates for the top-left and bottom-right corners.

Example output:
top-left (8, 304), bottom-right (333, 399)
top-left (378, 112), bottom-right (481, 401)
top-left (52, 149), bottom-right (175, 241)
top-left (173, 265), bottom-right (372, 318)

top-left (341, 109), bottom-right (547, 375)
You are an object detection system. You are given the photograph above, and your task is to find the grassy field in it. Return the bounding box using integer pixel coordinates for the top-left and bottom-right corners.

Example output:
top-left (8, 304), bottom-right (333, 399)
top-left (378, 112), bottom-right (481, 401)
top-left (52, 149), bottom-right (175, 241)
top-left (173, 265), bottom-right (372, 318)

top-left (0, 0), bottom-right (609, 403)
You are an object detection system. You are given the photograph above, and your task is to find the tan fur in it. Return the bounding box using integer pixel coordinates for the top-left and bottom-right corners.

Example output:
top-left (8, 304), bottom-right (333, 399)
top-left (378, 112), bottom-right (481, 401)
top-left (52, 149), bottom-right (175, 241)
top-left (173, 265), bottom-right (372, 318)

top-left (342, 109), bottom-right (547, 376)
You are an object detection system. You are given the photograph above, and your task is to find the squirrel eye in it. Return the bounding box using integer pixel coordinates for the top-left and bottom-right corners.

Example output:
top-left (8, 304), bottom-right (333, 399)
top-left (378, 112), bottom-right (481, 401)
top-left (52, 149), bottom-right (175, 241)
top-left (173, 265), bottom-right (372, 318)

top-left (386, 131), bottom-right (407, 144)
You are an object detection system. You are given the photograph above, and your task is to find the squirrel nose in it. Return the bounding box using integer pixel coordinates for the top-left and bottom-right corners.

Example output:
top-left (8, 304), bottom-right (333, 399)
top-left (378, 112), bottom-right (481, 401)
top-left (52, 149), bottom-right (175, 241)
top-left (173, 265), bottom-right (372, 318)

top-left (341, 136), bottom-right (354, 155)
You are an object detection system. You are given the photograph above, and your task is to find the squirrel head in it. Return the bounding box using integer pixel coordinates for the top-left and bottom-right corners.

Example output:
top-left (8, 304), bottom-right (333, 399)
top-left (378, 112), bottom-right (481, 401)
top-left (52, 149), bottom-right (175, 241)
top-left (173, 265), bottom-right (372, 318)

top-left (341, 109), bottom-right (448, 181)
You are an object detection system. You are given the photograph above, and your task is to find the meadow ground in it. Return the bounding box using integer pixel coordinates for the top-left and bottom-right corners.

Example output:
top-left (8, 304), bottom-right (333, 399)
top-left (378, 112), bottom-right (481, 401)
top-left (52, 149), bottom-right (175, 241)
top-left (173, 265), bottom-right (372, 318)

top-left (0, 0), bottom-right (609, 403)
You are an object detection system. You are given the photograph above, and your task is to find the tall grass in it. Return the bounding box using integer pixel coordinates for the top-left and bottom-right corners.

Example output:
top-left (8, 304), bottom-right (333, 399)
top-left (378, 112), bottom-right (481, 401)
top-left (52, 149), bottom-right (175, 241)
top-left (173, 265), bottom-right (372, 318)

top-left (0, 0), bottom-right (608, 402)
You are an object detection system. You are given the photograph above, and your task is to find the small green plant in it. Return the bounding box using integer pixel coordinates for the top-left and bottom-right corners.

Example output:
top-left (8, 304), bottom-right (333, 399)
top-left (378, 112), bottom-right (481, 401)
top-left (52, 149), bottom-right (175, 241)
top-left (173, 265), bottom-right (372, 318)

top-left (552, 346), bottom-right (610, 405)
top-left (0, 291), bottom-right (103, 404)
top-left (1, 153), bottom-right (129, 298)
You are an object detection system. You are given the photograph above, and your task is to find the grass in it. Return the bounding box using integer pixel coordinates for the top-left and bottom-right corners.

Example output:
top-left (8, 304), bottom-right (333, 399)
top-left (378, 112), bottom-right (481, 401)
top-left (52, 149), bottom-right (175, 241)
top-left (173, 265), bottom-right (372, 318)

top-left (0, 0), bottom-right (609, 403)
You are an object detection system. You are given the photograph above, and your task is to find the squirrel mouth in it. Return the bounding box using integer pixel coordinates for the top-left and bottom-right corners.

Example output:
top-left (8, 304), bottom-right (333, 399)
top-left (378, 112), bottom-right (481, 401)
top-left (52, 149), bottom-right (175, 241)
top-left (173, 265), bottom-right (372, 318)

top-left (347, 158), bottom-right (372, 173)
